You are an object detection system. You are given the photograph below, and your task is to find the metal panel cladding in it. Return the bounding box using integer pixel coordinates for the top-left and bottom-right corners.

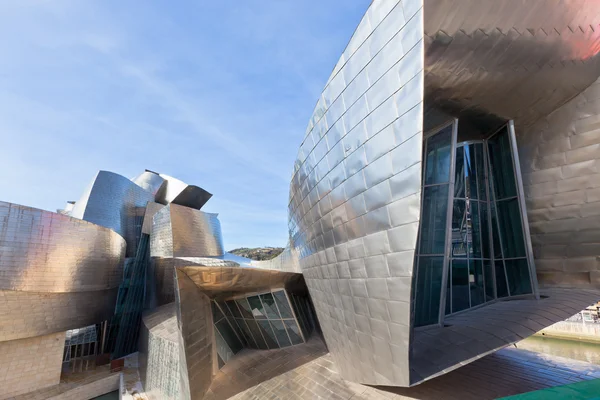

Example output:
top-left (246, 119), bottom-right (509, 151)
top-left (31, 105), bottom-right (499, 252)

top-left (288, 0), bottom-right (424, 386)
top-left (150, 204), bottom-right (224, 258)
top-left (71, 170), bottom-right (155, 256)
top-left (0, 201), bottom-right (125, 341)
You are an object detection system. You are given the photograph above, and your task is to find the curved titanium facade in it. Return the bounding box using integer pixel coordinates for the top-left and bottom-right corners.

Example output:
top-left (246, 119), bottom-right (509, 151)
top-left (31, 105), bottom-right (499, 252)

top-left (150, 204), bottom-right (224, 258)
top-left (0, 202), bottom-right (125, 342)
top-left (289, 0), bottom-right (600, 388)
top-left (289, 0), bottom-right (424, 386)
top-left (71, 170), bottom-right (155, 257)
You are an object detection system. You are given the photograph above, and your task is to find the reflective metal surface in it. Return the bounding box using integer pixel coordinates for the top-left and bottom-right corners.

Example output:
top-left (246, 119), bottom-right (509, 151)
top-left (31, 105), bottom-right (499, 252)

top-left (0, 202), bottom-right (124, 342)
top-left (150, 204), bottom-right (224, 258)
top-left (159, 173), bottom-right (212, 210)
top-left (71, 170), bottom-right (155, 257)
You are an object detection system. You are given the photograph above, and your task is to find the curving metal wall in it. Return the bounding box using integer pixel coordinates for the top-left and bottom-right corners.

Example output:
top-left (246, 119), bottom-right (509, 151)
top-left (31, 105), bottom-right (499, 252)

top-left (71, 170), bottom-right (155, 257)
top-left (150, 204), bottom-right (224, 258)
top-left (0, 202), bottom-right (125, 342)
top-left (288, 0), bottom-right (424, 386)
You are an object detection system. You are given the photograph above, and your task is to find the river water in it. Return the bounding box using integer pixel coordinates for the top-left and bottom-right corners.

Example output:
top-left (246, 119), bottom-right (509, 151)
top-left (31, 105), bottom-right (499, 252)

top-left (516, 335), bottom-right (600, 365)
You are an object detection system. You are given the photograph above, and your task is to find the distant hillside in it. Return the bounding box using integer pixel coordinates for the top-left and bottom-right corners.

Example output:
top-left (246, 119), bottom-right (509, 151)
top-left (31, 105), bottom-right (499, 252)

top-left (228, 247), bottom-right (284, 261)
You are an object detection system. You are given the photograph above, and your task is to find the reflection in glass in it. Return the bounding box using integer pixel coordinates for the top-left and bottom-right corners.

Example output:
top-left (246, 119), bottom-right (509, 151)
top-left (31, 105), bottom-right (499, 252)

top-left (270, 320), bottom-right (291, 347)
top-left (469, 260), bottom-right (484, 307)
top-left (424, 125), bottom-right (452, 185)
top-left (495, 261), bottom-right (509, 298)
top-left (414, 256), bottom-right (444, 326)
top-left (273, 291), bottom-right (294, 319)
top-left (212, 302), bottom-right (225, 322)
top-left (484, 260), bottom-right (495, 302)
top-left (247, 296), bottom-right (267, 319)
top-left (475, 144), bottom-right (486, 200)
top-left (236, 319), bottom-right (256, 347)
top-left (451, 200), bottom-right (468, 257)
top-left (465, 145), bottom-right (478, 199)
top-left (454, 146), bottom-right (465, 198)
top-left (451, 259), bottom-right (469, 313)
top-left (226, 300), bottom-right (242, 318)
top-left (497, 199), bottom-right (526, 258)
top-left (218, 301), bottom-right (231, 317)
top-left (505, 259), bottom-right (532, 295)
top-left (419, 185), bottom-right (449, 255)
top-left (215, 329), bottom-right (234, 364)
top-left (245, 320), bottom-right (267, 349)
top-left (488, 128), bottom-right (517, 199)
top-left (480, 202), bottom-right (491, 259)
top-left (470, 201), bottom-right (481, 258)
top-left (216, 319), bottom-right (243, 353)
top-left (259, 293), bottom-right (280, 319)
top-left (257, 320), bottom-right (278, 349)
top-left (235, 298), bottom-right (253, 319)
top-left (284, 320), bottom-right (303, 345)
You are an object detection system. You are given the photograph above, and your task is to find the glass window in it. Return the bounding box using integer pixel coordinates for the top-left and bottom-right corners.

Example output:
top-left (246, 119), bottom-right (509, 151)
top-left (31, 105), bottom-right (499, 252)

top-left (496, 199), bottom-right (526, 258)
top-left (269, 320), bottom-right (291, 347)
top-left (451, 200), bottom-right (468, 257)
top-left (419, 185), bottom-right (449, 255)
top-left (454, 146), bottom-right (465, 198)
top-left (451, 259), bottom-right (469, 313)
top-left (480, 202), bottom-right (491, 259)
top-left (484, 260), bottom-right (495, 302)
top-left (495, 261), bottom-right (509, 298)
top-left (465, 144), bottom-right (478, 199)
top-left (235, 298), bottom-right (253, 319)
top-left (474, 144), bottom-right (486, 200)
top-left (214, 329), bottom-right (234, 364)
top-left (505, 259), bottom-right (532, 296)
top-left (490, 202), bottom-right (502, 259)
top-left (236, 319), bottom-right (256, 347)
top-left (488, 128), bottom-right (517, 199)
top-left (212, 301), bottom-right (226, 322)
top-left (259, 293), bottom-right (280, 319)
top-left (273, 291), bottom-right (294, 319)
top-left (247, 296), bottom-right (267, 319)
top-left (245, 319), bottom-right (268, 349)
top-left (469, 260), bottom-right (484, 307)
top-left (424, 125), bottom-right (452, 185)
top-left (226, 300), bottom-right (242, 318)
top-left (414, 256), bottom-right (444, 326)
top-left (470, 201), bottom-right (481, 258)
top-left (257, 320), bottom-right (278, 349)
top-left (218, 301), bottom-right (232, 317)
top-left (216, 319), bottom-right (243, 354)
top-left (284, 320), bottom-right (304, 345)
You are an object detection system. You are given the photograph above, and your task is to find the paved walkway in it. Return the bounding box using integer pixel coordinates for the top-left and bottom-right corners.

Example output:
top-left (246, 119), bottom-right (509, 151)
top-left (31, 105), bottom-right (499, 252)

top-left (205, 336), bottom-right (600, 400)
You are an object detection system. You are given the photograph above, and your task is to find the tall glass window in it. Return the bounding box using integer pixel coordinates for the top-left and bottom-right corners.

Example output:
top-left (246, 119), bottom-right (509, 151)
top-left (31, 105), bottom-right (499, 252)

top-left (414, 123), bottom-right (455, 327)
top-left (487, 127), bottom-right (533, 297)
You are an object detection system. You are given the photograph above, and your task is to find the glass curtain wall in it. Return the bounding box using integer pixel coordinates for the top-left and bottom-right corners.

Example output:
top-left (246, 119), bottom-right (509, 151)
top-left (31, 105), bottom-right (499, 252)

top-left (414, 122), bottom-right (456, 327)
top-left (487, 127), bottom-right (533, 297)
top-left (414, 120), bottom-right (536, 325)
top-left (212, 302), bottom-right (243, 368)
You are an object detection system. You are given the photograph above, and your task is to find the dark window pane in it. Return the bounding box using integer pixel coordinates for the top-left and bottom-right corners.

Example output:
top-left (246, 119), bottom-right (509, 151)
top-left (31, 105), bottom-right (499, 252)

top-left (490, 202), bottom-right (502, 259)
top-left (424, 125), bottom-right (452, 185)
top-left (505, 259), bottom-right (532, 296)
top-left (226, 300), bottom-right (242, 318)
top-left (451, 200), bottom-right (468, 257)
top-left (247, 296), bottom-right (267, 319)
top-left (470, 201), bottom-right (481, 258)
top-left (259, 293), bottom-right (280, 319)
top-left (495, 261), bottom-right (509, 298)
top-left (465, 144), bottom-right (478, 199)
top-left (480, 202), bottom-right (491, 259)
top-left (270, 320), bottom-right (291, 347)
top-left (257, 320), bottom-right (279, 349)
top-left (469, 260), bottom-right (484, 307)
top-left (236, 318), bottom-right (256, 347)
top-left (273, 291), bottom-right (294, 318)
top-left (235, 298), bottom-right (253, 319)
top-left (226, 317), bottom-right (247, 346)
top-left (245, 319), bottom-right (267, 349)
top-left (451, 259), bottom-right (469, 313)
top-left (216, 319), bottom-right (243, 354)
top-left (419, 185), bottom-right (449, 255)
top-left (445, 266), bottom-right (451, 315)
top-left (212, 301), bottom-right (225, 322)
top-left (488, 128), bottom-right (517, 199)
top-left (497, 199), bottom-right (526, 258)
top-left (214, 329), bottom-right (233, 365)
top-left (414, 256), bottom-right (444, 326)
top-left (475, 143), bottom-right (486, 200)
top-left (218, 301), bottom-right (232, 317)
top-left (284, 320), bottom-right (304, 345)
top-left (454, 146), bottom-right (465, 198)
top-left (483, 260), bottom-right (495, 302)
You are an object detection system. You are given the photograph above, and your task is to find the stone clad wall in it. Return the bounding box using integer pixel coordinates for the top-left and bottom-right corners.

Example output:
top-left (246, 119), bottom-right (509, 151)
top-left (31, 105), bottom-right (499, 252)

top-left (0, 332), bottom-right (65, 399)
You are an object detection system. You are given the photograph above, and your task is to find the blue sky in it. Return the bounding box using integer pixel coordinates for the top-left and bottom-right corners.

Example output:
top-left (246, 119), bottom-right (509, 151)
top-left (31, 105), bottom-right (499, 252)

top-left (0, 1), bottom-right (369, 249)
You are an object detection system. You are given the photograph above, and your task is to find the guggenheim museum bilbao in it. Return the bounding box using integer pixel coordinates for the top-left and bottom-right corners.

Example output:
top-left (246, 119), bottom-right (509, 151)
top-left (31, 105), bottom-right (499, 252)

top-left (4, 0), bottom-right (600, 398)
